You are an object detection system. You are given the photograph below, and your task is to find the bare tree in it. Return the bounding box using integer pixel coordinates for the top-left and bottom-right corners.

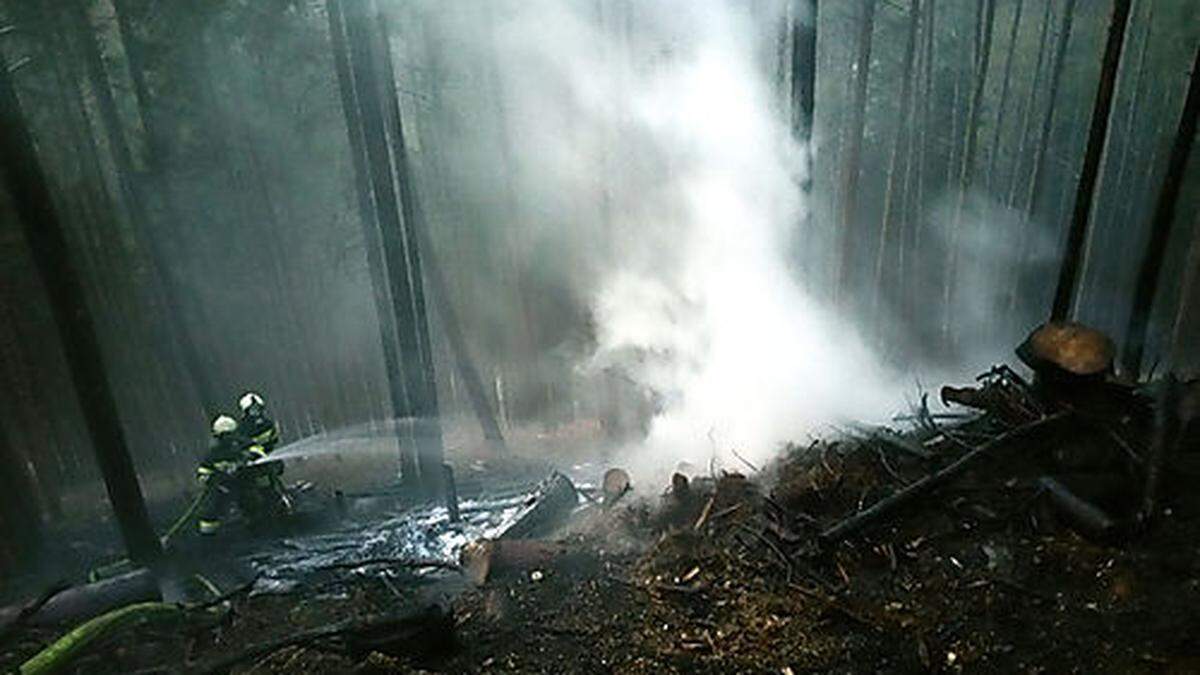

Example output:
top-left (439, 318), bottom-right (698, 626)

top-left (836, 0), bottom-right (877, 304)
top-left (69, 0), bottom-right (221, 418)
top-left (871, 0), bottom-right (921, 319)
top-left (943, 0), bottom-right (998, 342)
top-left (1050, 0), bottom-right (1133, 321)
top-left (0, 46), bottom-right (160, 563)
top-left (984, 0), bottom-right (1025, 190)
top-left (328, 0), bottom-right (420, 485)
top-left (1121, 44), bottom-right (1200, 380)
top-left (1077, 0), bottom-right (1155, 315)
top-left (1007, 0), bottom-right (1076, 320)
top-left (1006, 0), bottom-right (1055, 208)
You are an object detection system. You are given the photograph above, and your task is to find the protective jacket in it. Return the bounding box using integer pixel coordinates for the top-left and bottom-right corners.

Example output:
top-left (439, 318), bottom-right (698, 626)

top-left (240, 411), bottom-right (279, 456)
top-left (198, 432), bottom-right (249, 480)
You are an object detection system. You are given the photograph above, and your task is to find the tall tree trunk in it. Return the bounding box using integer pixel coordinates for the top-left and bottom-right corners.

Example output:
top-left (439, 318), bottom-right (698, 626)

top-left (327, 0), bottom-right (419, 484)
top-left (790, 0), bottom-right (817, 176)
top-left (377, 11), bottom-right (506, 459)
top-left (68, 0), bottom-right (219, 420)
top-left (1006, 0), bottom-right (1055, 208)
top-left (1049, 0), bottom-right (1133, 321)
top-left (941, 0), bottom-right (997, 344)
top-left (1077, 0), bottom-right (1154, 317)
top-left (0, 54), bottom-right (160, 564)
top-left (835, 0), bottom-right (877, 304)
top-left (870, 0), bottom-right (920, 319)
top-left (0, 407), bottom-right (41, 573)
top-left (984, 0), bottom-right (1024, 191)
top-left (1007, 0), bottom-right (1076, 321)
top-left (1120, 45), bottom-right (1200, 380)
top-left (374, 10), bottom-right (447, 483)
top-left (1168, 210), bottom-right (1200, 369)
top-left (336, 0), bottom-right (448, 489)
top-left (908, 0), bottom-right (935, 324)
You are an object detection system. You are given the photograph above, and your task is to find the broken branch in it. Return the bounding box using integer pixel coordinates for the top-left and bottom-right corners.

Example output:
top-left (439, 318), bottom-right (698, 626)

top-left (821, 412), bottom-right (1071, 543)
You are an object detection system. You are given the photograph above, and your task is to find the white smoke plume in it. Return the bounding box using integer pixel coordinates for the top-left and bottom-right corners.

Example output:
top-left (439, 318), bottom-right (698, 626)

top-left (420, 0), bottom-right (906, 477)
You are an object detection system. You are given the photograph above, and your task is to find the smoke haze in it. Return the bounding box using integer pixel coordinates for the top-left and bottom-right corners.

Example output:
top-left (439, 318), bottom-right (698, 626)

top-left (413, 0), bottom-right (904, 475)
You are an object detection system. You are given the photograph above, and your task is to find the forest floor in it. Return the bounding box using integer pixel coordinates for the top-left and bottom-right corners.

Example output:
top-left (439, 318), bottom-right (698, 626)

top-left (3, 379), bottom-right (1200, 673)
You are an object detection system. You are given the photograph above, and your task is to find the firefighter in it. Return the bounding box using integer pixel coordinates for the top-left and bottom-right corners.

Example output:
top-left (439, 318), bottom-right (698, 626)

top-left (236, 391), bottom-right (291, 520)
top-left (238, 392), bottom-right (279, 456)
top-left (196, 414), bottom-right (247, 536)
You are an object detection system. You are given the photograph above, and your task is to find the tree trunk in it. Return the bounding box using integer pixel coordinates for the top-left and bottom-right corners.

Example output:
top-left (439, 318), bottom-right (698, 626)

top-left (335, 0), bottom-right (448, 489)
top-left (1006, 0), bottom-right (1055, 208)
top-left (1168, 210), bottom-right (1200, 369)
top-left (1007, 0), bottom-right (1076, 321)
top-left (835, 0), bottom-right (877, 304)
top-left (374, 10), bottom-right (448, 484)
top-left (327, 0), bottom-right (419, 484)
top-left (0, 408), bottom-right (41, 574)
top-left (1120, 44), bottom-right (1200, 380)
top-left (0, 54), bottom-right (160, 564)
top-left (984, 0), bottom-right (1024, 191)
top-left (1077, 0), bottom-right (1154, 317)
top-left (376, 11), bottom-right (506, 458)
top-left (1049, 0), bottom-right (1133, 321)
top-left (790, 0), bottom-right (817, 175)
top-left (908, 0), bottom-right (935, 324)
top-left (870, 0), bottom-right (920, 320)
top-left (942, 0), bottom-right (997, 345)
top-left (68, 0), bottom-right (219, 420)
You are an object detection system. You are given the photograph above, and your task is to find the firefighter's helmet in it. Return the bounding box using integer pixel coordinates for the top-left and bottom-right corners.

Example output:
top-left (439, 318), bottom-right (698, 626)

top-left (211, 414), bottom-right (238, 436)
top-left (239, 392), bottom-right (265, 414)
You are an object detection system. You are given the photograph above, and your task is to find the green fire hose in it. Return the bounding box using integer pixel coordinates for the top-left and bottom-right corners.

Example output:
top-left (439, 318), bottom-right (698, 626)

top-left (18, 602), bottom-right (182, 675)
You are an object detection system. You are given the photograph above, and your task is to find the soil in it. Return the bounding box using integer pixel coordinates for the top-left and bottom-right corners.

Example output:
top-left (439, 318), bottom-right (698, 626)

top-left (2, 393), bottom-right (1199, 674)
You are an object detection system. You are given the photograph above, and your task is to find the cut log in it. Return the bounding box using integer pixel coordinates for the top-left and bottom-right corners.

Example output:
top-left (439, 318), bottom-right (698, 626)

top-left (459, 540), bottom-right (570, 586)
top-left (1016, 321), bottom-right (1115, 381)
top-left (602, 468), bottom-right (631, 506)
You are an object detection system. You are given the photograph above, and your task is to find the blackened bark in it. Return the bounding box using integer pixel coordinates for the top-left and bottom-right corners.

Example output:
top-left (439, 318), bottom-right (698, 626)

top-left (1050, 0), bottom-right (1133, 321)
top-left (0, 55), bottom-right (160, 563)
top-left (1121, 45), bottom-right (1200, 379)
top-left (790, 0), bottom-right (817, 151)
top-left (1078, 0), bottom-right (1154, 315)
top-left (327, 0), bottom-right (419, 484)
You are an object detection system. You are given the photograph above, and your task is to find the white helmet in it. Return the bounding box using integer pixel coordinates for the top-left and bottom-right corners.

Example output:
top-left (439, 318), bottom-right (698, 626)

top-left (239, 392), bottom-right (265, 413)
top-left (211, 414), bottom-right (238, 436)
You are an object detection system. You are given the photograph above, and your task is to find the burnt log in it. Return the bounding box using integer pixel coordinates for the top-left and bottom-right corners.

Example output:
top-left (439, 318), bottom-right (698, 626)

top-left (0, 568), bottom-right (158, 628)
top-left (1038, 476), bottom-right (1117, 540)
top-left (500, 472), bottom-right (579, 540)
